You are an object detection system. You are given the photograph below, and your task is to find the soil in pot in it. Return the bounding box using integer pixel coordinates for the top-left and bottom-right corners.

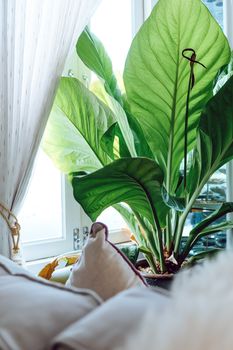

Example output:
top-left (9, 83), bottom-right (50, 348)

top-left (136, 259), bottom-right (174, 290)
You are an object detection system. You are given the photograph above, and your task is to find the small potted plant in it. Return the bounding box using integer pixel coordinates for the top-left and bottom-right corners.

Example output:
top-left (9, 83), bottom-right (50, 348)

top-left (44, 0), bottom-right (233, 278)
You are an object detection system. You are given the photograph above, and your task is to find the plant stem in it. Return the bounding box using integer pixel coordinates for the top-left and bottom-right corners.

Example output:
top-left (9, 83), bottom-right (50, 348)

top-left (141, 195), bottom-right (166, 272)
top-left (134, 212), bottom-right (160, 259)
top-left (174, 179), bottom-right (207, 257)
top-left (173, 50), bottom-right (207, 259)
top-left (136, 187), bottom-right (166, 272)
top-left (150, 209), bottom-right (166, 273)
top-left (144, 252), bottom-right (159, 274)
top-left (165, 211), bottom-right (172, 251)
top-left (174, 195), bottom-right (196, 255)
top-left (172, 211), bottom-right (180, 244)
top-left (174, 163), bottom-right (215, 259)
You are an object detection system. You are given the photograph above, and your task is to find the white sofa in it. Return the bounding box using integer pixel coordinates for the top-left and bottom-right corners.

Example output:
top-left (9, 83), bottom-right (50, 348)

top-left (2, 223), bottom-right (233, 350)
top-left (0, 254), bottom-right (169, 350)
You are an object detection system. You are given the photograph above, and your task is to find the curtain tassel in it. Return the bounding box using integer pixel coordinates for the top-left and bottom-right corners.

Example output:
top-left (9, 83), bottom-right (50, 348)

top-left (0, 202), bottom-right (23, 264)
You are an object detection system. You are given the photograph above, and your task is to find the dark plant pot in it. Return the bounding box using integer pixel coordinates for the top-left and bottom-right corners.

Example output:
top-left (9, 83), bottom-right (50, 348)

top-left (136, 258), bottom-right (174, 290)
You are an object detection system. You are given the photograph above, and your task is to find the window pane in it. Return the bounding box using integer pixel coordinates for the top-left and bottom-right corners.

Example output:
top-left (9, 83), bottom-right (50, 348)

top-left (91, 0), bottom-right (132, 74)
top-left (97, 207), bottom-right (127, 231)
top-left (92, 0), bottom-right (132, 231)
top-left (19, 150), bottom-right (63, 243)
top-left (202, 0), bottom-right (223, 28)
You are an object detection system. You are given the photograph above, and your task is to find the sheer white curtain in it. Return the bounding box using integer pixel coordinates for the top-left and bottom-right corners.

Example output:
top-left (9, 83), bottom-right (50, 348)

top-left (0, 0), bottom-right (101, 259)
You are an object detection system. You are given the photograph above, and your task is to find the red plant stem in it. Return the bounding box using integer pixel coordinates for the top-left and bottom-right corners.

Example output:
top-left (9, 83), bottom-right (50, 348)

top-left (182, 48), bottom-right (206, 191)
top-left (184, 62), bottom-right (194, 190)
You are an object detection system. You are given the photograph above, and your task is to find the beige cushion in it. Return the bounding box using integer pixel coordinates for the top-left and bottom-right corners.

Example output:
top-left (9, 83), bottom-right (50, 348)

top-left (51, 287), bottom-right (170, 350)
top-left (66, 222), bottom-right (147, 301)
top-left (0, 255), bottom-right (102, 350)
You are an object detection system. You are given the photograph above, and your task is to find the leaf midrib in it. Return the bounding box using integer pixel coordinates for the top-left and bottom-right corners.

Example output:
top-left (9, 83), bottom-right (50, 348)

top-left (166, 9), bottom-right (181, 193)
top-left (87, 30), bottom-right (109, 81)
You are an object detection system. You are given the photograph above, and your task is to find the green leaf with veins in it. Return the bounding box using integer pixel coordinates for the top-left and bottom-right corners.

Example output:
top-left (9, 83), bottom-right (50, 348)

top-left (124, 0), bottom-right (230, 193)
top-left (101, 123), bottom-right (131, 160)
top-left (161, 187), bottom-right (185, 212)
top-left (43, 106), bottom-right (103, 173)
top-left (43, 77), bottom-right (115, 172)
top-left (76, 27), bottom-right (122, 103)
top-left (187, 75), bottom-right (233, 198)
top-left (72, 157), bottom-right (167, 227)
top-left (180, 203), bottom-right (233, 261)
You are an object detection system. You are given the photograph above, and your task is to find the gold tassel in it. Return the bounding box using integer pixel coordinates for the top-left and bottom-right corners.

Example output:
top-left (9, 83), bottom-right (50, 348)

top-left (0, 202), bottom-right (21, 259)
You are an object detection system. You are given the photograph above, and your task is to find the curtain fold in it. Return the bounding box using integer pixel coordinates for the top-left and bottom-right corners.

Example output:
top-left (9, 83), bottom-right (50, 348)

top-left (0, 0), bottom-right (101, 259)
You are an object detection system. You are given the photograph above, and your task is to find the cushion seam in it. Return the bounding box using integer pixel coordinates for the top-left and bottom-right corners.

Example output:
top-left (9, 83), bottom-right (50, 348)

top-left (0, 261), bottom-right (103, 304)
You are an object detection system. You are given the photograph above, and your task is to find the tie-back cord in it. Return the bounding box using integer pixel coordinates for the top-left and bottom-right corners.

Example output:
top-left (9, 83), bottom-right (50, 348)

top-left (0, 203), bottom-right (20, 253)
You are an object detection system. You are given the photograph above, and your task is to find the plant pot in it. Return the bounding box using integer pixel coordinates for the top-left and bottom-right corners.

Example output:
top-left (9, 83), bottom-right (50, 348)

top-left (136, 258), bottom-right (174, 290)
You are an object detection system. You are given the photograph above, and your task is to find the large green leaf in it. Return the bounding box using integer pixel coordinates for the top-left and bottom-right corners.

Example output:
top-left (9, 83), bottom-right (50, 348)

top-left (76, 27), bottom-right (122, 103)
top-left (180, 203), bottom-right (233, 261)
top-left (43, 77), bottom-right (115, 172)
top-left (101, 122), bottom-right (131, 160)
top-left (189, 203), bottom-right (233, 237)
top-left (214, 51), bottom-right (233, 93)
top-left (93, 81), bottom-right (153, 159)
top-left (72, 157), bottom-right (168, 229)
top-left (187, 75), bottom-right (233, 196)
top-left (90, 80), bottom-right (137, 157)
top-left (104, 95), bottom-right (137, 157)
top-left (43, 106), bottom-right (102, 173)
top-left (161, 187), bottom-right (185, 212)
top-left (124, 0), bottom-right (231, 193)
top-left (197, 221), bottom-right (233, 236)
top-left (123, 96), bottom-right (154, 159)
top-left (186, 248), bottom-right (221, 266)
top-left (181, 221), bottom-right (233, 262)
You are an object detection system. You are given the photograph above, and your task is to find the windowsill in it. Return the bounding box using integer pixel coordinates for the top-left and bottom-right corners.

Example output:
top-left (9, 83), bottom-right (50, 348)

top-left (26, 256), bottom-right (57, 275)
top-left (26, 228), bottom-right (132, 274)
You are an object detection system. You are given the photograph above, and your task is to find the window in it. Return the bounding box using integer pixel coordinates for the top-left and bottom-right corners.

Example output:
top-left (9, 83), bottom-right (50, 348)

top-left (20, 48), bottom-right (87, 261)
top-left (89, 0), bottom-right (133, 232)
top-left (20, 0), bottom-right (141, 261)
top-left (20, 151), bottom-right (63, 243)
top-left (20, 0), bottom-right (232, 261)
top-left (91, 0), bottom-right (132, 74)
top-left (203, 0), bottom-right (223, 27)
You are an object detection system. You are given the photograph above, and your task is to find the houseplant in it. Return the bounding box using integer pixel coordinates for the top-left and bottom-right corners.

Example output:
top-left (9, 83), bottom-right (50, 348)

top-left (44, 0), bottom-right (233, 275)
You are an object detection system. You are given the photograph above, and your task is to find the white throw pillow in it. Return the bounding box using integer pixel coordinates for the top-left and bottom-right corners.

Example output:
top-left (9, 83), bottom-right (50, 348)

top-left (0, 255), bottom-right (102, 350)
top-left (66, 222), bottom-right (147, 301)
